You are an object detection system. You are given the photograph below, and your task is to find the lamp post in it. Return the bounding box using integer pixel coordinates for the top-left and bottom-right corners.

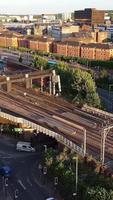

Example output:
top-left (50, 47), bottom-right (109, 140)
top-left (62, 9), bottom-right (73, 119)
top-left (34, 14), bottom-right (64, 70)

top-left (72, 156), bottom-right (78, 199)
top-left (83, 129), bottom-right (86, 157)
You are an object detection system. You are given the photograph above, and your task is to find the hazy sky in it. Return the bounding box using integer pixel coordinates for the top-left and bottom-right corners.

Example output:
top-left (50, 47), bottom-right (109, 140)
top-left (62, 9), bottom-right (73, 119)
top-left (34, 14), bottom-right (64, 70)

top-left (0, 0), bottom-right (113, 14)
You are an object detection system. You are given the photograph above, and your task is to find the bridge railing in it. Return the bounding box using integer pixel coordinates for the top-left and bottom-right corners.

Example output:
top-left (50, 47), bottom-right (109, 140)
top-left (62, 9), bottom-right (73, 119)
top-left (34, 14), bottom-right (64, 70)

top-left (0, 110), bottom-right (84, 157)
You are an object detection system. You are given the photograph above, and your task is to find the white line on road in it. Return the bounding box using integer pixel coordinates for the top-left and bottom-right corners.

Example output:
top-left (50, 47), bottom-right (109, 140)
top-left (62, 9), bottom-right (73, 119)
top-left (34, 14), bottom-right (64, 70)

top-left (8, 191), bottom-right (13, 200)
top-left (18, 179), bottom-right (26, 190)
top-left (27, 177), bottom-right (33, 187)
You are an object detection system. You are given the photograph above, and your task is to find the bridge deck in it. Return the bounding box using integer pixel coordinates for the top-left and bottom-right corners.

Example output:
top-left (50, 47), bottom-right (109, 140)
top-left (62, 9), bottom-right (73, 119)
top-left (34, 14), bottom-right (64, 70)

top-left (0, 88), bottom-right (113, 160)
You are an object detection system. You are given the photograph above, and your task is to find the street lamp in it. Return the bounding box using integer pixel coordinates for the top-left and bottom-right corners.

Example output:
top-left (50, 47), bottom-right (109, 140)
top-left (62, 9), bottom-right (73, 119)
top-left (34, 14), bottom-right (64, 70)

top-left (83, 129), bottom-right (86, 157)
top-left (72, 156), bottom-right (78, 199)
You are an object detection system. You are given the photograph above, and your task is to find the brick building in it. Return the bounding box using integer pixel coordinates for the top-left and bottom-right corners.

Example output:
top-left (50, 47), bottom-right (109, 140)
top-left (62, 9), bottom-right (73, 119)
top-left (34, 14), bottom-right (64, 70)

top-left (0, 29), bottom-right (113, 61)
top-left (81, 43), bottom-right (113, 61)
top-left (95, 43), bottom-right (113, 61)
top-left (55, 42), bottom-right (67, 56)
top-left (29, 37), bottom-right (53, 53)
top-left (17, 37), bottom-right (29, 48)
top-left (67, 42), bottom-right (80, 57)
top-left (80, 43), bottom-right (96, 60)
top-left (29, 40), bottom-right (38, 50)
top-left (0, 36), bottom-right (7, 47)
top-left (54, 41), bottom-right (113, 61)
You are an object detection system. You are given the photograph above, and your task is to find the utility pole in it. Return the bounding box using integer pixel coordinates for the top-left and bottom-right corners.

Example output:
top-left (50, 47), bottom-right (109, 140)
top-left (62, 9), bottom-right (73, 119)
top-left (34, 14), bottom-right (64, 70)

top-left (72, 156), bottom-right (78, 199)
top-left (100, 125), bottom-right (113, 165)
top-left (49, 76), bottom-right (52, 95)
top-left (83, 129), bottom-right (86, 157)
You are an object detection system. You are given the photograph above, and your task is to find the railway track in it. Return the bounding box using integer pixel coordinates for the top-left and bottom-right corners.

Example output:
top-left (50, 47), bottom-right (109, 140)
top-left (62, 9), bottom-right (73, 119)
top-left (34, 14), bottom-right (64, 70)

top-left (0, 88), bottom-right (113, 164)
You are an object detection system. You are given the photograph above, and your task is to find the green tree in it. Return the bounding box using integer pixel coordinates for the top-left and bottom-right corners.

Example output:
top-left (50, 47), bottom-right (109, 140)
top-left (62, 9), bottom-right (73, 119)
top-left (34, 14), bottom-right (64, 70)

top-left (99, 69), bottom-right (109, 79)
top-left (32, 55), bottom-right (48, 69)
top-left (72, 69), bottom-right (101, 107)
top-left (85, 187), bottom-right (113, 200)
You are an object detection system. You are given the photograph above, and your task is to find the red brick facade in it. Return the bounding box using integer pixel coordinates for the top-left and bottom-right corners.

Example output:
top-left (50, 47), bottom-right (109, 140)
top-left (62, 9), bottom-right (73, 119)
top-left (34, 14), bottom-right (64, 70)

top-left (0, 33), bottom-right (113, 61)
top-left (53, 42), bottom-right (113, 61)
top-left (56, 43), bottom-right (67, 56)
top-left (0, 36), bottom-right (6, 47)
top-left (29, 40), bottom-right (38, 50)
top-left (18, 38), bottom-right (29, 48)
top-left (29, 39), bottom-right (53, 53)
top-left (81, 44), bottom-right (96, 60)
top-left (67, 43), bottom-right (80, 57)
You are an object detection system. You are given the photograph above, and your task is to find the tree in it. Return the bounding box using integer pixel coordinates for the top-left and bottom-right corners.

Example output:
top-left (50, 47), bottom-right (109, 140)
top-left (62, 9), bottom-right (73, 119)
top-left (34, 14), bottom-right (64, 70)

top-left (72, 69), bottom-right (101, 107)
top-left (85, 187), bottom-right (113, 200)
top-left (99, 69), bottom-right (109, 79)
top-left (32, 55), bottom-right (48, 69)
top-left (56, 62), bottom-right (73, 97)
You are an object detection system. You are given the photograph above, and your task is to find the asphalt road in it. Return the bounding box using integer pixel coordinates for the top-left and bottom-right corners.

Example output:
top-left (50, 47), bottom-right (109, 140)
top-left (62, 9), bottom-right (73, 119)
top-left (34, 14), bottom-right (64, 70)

top-left (0, 135), bottom-right (50, 200)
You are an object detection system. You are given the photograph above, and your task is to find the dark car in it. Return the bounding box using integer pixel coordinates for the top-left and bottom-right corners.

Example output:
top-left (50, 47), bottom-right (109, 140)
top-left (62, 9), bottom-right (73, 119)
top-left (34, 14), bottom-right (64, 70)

top-left (0, 166), bottom-right (12, 177)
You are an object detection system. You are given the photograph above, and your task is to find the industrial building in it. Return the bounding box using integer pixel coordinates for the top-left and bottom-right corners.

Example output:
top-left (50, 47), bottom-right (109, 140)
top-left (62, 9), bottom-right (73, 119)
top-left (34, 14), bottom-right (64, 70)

top-left (74, 8), bottom-right (105, 26)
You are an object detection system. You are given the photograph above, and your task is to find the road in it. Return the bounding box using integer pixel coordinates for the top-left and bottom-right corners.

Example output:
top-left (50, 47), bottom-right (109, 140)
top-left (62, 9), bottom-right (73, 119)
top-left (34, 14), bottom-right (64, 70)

top-left (0, 48), bottom-right (89, 72)
top-left (0, 135), bottom-right (50, 200)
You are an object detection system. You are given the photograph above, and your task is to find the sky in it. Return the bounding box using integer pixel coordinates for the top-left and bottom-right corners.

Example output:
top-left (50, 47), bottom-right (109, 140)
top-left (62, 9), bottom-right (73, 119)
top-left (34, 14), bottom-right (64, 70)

top-left (0, 0), bottom-right (113, 15)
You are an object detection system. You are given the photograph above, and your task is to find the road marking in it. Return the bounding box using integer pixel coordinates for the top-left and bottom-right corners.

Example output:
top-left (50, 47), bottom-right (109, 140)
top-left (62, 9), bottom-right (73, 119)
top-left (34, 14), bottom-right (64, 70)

top-left (8, 191), bottom-right (13, 200)
top-left (27, 177), bottom-right (32, 186)
top-left (18, 179), bottom-right (26, 190)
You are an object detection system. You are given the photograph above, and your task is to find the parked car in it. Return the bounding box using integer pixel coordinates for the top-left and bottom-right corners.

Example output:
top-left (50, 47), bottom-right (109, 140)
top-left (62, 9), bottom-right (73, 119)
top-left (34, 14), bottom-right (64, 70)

top-left (0, 166), bottom-right (12, 177)
top-left (16, 141), bottom-right (35, 152)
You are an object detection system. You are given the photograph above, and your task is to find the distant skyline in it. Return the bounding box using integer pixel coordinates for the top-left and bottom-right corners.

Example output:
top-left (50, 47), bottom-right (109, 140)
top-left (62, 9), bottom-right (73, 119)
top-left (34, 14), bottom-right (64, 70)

top-left (0, 0), bottom-right (113, 15)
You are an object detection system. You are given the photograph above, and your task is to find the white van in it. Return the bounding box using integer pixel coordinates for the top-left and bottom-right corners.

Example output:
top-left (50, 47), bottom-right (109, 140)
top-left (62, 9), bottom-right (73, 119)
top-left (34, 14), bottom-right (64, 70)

top-left (16, 141), bottom-right (35, 152)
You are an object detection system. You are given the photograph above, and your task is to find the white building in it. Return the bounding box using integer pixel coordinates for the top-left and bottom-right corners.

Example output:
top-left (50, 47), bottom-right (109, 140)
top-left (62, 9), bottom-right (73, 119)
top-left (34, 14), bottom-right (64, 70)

top-left (62, 12), bottom-right (72, 22)
top-left (50, 25), bottom-right (79, 41)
